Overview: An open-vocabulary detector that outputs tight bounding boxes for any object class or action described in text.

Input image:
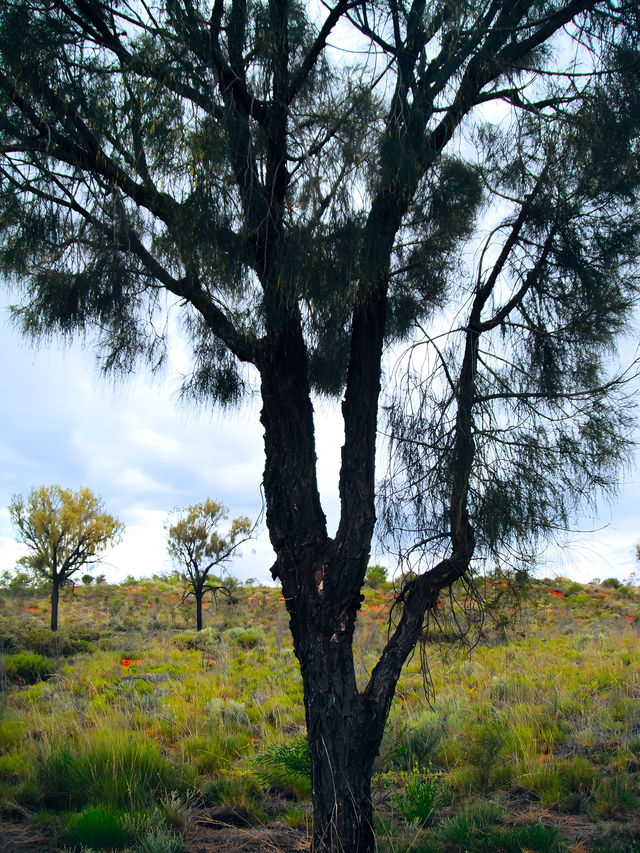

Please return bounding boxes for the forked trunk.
[258,293,388,852]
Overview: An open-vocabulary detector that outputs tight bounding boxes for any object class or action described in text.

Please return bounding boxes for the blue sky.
[1,310,639,586]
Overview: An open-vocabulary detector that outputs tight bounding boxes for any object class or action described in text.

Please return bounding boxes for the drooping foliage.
[381,64,640,569]
[1,2,640,850]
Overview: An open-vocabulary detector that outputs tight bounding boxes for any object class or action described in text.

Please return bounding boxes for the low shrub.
[0,718,24,752]
[171,628,221,651]
[136,826,183,853]
[225,627,264,649]
[384,765,449,826]
[4,652,56,685]
[254,735,311,799]
[36,730,181,810]
[62,805,133,851]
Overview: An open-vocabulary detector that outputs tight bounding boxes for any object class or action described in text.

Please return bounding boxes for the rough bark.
[50,577,60,632]
[195,589,204,632]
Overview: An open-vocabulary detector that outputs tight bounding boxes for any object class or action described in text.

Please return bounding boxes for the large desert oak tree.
[8,485,123,630]
[1,1,640,849]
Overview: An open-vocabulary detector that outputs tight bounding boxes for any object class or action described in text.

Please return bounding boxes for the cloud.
[2,308,639,586]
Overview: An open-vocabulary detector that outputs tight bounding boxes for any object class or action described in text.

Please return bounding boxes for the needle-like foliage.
[1,2,640,850]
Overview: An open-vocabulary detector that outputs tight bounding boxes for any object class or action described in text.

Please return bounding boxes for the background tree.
[166,500,251,630]
[8,485,123,631]
[1,2,640,850]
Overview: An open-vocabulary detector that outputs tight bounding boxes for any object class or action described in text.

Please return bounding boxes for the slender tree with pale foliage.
[8,485,123,630]
[1,2,640,849]
[166,499,251,630]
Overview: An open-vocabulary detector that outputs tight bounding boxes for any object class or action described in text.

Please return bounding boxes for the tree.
[1,2,639,849]
[166,499,251,630]
[8,486,123,630]
[364,565,388,589]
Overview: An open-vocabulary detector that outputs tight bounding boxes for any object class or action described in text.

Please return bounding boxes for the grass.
[0,573,639,851]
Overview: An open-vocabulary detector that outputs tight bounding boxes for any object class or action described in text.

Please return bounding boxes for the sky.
[0,311,347,585]
[1,306,640,587]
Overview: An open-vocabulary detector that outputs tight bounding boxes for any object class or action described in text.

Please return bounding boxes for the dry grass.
[0,574,639,851]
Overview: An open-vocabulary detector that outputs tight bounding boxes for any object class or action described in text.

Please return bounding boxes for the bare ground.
[1,805,638,852]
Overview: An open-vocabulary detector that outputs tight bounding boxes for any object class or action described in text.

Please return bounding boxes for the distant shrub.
[171,627,221,651]
[0,569,48,593]
[0,629,19,653]
[97,633,120,651]
[5,652,56,685]
[68,639,97,655]
[365,565,388,589]
[225,626,263,648]
[17,627,97,657]
[68,626,101,642]
[602,577,621,589]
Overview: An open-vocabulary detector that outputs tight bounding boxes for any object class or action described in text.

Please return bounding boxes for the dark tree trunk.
[258,314,388,852]
[289,583,383,853]
[50,578,60,632]
[195,590,203,631]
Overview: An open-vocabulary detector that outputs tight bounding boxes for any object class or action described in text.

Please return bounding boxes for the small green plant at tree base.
[62,805,133,850]
[384,765,449,826]
[254,735,311,799]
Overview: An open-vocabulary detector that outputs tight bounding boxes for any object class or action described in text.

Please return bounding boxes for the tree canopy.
[8,485,123,630]
[1,1,640,850]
